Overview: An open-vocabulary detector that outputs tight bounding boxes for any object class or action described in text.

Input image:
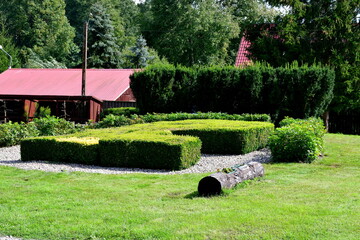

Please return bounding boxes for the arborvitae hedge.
[130,64,335,122]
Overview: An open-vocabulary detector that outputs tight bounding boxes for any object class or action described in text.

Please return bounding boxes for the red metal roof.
[0,68,135,101]
[235,36,252,67]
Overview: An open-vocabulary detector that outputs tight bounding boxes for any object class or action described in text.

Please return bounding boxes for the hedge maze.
[21,120,274,170]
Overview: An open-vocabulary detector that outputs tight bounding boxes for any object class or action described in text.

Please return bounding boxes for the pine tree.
[127,35,154,68]
[87,2,122,68]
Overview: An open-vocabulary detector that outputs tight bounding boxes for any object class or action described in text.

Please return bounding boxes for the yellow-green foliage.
[56,137,100,145]
[21,120,274,170]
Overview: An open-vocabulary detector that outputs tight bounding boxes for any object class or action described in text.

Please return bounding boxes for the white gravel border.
[0,237,23,240]
[0,145,271,175]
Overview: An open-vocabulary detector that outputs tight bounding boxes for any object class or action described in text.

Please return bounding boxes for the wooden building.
[0,68,136,122]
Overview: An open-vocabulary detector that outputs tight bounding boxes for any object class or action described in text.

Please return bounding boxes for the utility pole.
[81,22,88,96]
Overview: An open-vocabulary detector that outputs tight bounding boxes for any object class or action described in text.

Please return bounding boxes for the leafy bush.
[32,116,79,136]
[269,117,325,163]
[96,114,134,128]
[0,122,38,147]
[0,116,84,147]
[35,106,51,118]
[101,107,140,118]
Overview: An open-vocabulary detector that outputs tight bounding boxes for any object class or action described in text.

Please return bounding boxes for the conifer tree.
[88,2,122,68]
[127,35,154,68]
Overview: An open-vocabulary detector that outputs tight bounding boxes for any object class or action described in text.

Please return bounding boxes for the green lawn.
[0,134,359,240]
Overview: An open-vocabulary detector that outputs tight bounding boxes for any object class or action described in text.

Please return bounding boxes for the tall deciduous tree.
[246,0,360,111]
[87,2,122,68]
[143,0,239,66]
[0,20,20,72]
[0,0,76,64]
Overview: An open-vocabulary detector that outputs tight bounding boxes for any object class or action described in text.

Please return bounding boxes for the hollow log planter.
[198,162,264,196]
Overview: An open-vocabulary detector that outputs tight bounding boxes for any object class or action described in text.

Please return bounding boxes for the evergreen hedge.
[130,64,335,122]
[21,137,99,165]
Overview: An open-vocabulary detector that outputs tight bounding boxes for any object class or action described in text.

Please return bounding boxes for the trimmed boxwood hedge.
[21,120,274,170]
[99,134,201,169]
[21,137,99,165]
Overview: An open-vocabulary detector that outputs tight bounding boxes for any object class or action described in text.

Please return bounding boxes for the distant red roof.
[0,68,135,101]
[235,36,252,67]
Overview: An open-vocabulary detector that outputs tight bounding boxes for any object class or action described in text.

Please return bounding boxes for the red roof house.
[0,68,136,122]
[235,36,252,67]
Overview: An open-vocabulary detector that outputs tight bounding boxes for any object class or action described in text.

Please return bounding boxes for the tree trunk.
[198,162,264,196]
[322,111,329,132]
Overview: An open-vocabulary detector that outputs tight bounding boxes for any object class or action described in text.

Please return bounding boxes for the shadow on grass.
[184,191,229,199]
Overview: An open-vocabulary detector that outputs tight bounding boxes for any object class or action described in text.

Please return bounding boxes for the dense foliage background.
[0,0,358,114]
[0,0,278,70]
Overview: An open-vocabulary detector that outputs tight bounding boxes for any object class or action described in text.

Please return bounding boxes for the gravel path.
[0,237,23,240]
[0,145,271,174]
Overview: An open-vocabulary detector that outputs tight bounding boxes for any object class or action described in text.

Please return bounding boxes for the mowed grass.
[0,134,359,240]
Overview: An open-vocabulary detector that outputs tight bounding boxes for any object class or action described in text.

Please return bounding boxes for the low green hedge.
[21,137,99,165]
[95,112,271,128]
[172,125,272,154]
[21,120,274,170]
[99,134,201,170]
[268,117,325,163]
[101,107,140,118]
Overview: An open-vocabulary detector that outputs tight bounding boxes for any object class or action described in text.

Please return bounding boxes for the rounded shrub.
[269,117,325,163]
[32,116,78,136]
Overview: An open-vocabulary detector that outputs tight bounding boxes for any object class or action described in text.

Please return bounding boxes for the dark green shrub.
[130,64,176,113]
[101,107,140,118]
[99,135,201,170]
[172,124,273,154]
[268,117,325,163]
[130,64,335,122]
